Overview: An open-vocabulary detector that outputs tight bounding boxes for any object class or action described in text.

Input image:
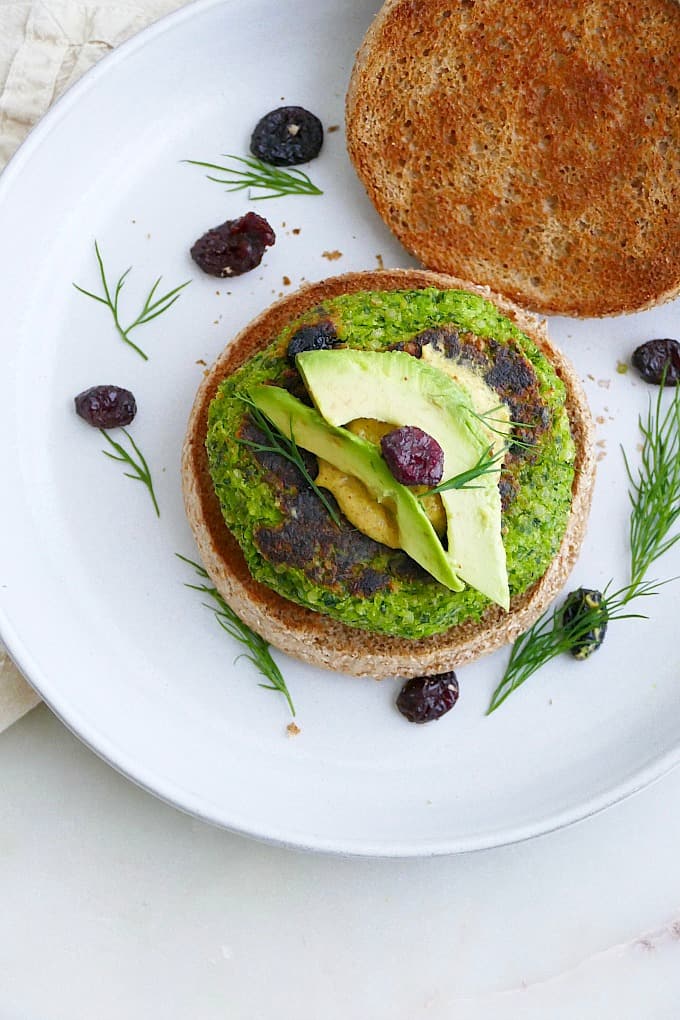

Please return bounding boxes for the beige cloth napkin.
[0,0,187,732]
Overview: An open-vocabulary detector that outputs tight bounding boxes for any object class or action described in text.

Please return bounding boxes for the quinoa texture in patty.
[206,288,575,640]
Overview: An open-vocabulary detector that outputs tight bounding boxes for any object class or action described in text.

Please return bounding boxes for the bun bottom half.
[181,269,596,679]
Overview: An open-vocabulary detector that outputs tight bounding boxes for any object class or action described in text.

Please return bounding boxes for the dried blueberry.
[631,339,680,386]
[74,385,137,429]
[250,106,323,166]
[396,671,459,723]
[561,587,608,660]
[287,320,338,362]
[190,212,275,278]
[380,426,444,486]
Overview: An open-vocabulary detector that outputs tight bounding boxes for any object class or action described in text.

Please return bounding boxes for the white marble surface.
[2,704,680,1018]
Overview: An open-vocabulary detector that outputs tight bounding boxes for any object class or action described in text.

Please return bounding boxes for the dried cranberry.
[74,385,136,429]
[190,212,275,277]
[631,339,680,386]
[250,106,323,166]
[380,426,444,486]
[287,320,338,362]
[396,671,459,723]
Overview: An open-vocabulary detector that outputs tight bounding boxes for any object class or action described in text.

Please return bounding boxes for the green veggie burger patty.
[206,288,576,639]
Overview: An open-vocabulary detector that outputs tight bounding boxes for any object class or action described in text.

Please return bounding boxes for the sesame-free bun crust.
[182,269,595,679]
[345,0,680,318]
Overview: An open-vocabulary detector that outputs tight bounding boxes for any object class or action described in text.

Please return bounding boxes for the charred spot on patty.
[349,568,392,598]
[499,472,519,512]
[505,399,551,457]
[484,340,537,395]
[278,366,314,405]
[390,337,426,357]
[387,551,431,582]
[413,326,488,371]
[413,326,460,360]
[255,490,329,575]
[239,414,318,490]
[286,318,339,362]
[255,488,393,595]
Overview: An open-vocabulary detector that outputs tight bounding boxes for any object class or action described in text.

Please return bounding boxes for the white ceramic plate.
[1,0,678,856]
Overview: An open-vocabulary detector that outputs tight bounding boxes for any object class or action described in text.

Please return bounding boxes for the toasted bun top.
[181,269,595,679]
[346,0,680,318]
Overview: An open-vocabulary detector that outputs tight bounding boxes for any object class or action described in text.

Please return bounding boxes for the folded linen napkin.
[0,0,187,732]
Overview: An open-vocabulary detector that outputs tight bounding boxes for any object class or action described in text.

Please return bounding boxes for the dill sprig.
[623,382,680,588]
[177,554,295,717]
[184,154,322,199]
[486,579,660,714]
[73,241,190,360]
[464,405,538,454]
[487,381,680,714]
[99,428,159,516]
[469,408,512,438]
[237,394,343,527]
[424,444,507,496]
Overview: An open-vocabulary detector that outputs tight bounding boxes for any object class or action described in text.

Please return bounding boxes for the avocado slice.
[296,349,510,611]
[248,383,464,593]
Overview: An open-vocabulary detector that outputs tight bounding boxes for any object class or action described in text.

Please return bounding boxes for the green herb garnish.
[487,382,680,714]
[177,554,295,717]
[469,405,537,451]
[99,428,159,517]
[73,241,190,360]
[623,382,680,587]
[424,444,506,496]
[486,580,659,714]
[237,394,343,527]
[184,154,322,199]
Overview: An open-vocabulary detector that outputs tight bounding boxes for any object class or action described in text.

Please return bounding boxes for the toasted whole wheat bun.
[182,269,595,679]
[345,0,680,318]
